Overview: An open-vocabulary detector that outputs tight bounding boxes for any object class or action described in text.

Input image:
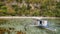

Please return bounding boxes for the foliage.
[0,0,60,17]
[16,0,22,3]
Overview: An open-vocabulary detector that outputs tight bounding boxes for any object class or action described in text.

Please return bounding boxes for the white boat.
[29,20,48,28]
[29,19,56,31]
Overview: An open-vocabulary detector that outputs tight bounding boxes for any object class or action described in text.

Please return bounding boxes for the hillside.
[0,0,60,17]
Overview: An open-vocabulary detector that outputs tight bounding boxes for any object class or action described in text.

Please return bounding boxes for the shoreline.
[0,16,59,19]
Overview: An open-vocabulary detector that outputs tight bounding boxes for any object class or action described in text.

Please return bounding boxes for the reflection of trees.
[0,19,9,25]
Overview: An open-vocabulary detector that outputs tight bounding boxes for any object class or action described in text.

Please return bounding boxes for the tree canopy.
[0,0,60,17]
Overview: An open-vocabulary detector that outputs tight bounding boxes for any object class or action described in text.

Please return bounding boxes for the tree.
[16,0,22,3]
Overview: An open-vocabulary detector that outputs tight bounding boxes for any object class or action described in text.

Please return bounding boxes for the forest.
[0,0,60,17]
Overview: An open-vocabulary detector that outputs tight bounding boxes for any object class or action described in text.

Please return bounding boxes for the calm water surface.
[0,18,60,34]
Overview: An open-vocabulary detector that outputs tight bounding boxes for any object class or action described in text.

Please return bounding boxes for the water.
[0,18,60,34]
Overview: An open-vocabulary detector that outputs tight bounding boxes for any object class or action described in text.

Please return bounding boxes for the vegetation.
[0,0,60,17]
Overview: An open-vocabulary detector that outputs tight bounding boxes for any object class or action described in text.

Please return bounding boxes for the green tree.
[16,0,22,3]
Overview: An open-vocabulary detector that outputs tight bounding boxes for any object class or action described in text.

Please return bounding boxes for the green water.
[0,18,60,34]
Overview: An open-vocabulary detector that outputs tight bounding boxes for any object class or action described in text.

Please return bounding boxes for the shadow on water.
[36,26,46,29]
[35,26,57,34]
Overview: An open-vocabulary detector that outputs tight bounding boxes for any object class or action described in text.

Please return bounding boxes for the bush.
[12,5,19,11]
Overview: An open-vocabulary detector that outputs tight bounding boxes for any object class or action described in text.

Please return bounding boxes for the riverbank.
[0,16,60,19]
